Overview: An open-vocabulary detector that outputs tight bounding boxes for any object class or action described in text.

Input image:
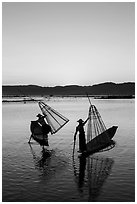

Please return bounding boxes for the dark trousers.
[79,133,87,152]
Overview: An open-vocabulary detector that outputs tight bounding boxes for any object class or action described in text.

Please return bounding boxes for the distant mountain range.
[2,82,135,97]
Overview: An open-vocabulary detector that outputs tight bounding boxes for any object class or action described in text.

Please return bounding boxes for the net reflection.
[73,155,114,201]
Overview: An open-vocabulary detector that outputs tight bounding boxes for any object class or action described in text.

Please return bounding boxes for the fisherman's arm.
[83,117,89,125]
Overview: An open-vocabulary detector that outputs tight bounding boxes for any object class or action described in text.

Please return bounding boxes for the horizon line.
[2,81,135,87]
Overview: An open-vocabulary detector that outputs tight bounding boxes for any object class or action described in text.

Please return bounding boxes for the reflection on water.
[73,155,114,201]
[30,143,114,201]
[2,98,135,201]
[29,144,53,171]
[29,144,68,181]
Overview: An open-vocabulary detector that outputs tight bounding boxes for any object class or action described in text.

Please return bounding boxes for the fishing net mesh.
[39,102,69,134]
[87,105,110,143]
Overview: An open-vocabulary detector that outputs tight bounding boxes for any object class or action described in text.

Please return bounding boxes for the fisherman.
[36,113,51,141]
[74,117,89,153]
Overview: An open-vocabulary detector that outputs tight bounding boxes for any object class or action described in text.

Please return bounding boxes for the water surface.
[2,97,135,201]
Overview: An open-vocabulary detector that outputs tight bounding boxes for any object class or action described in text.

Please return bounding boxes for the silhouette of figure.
[36,113,51,141]
[74,117,89,153]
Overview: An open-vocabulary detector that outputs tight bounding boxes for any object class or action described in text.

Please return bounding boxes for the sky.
[2,2,135,86]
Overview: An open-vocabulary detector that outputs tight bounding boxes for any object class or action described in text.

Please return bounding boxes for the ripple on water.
[2,99,135,202]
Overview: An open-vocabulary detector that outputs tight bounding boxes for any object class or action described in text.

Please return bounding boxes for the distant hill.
[2,82,135,97]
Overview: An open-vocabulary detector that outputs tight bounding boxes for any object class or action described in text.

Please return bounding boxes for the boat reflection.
[73,155,114,201]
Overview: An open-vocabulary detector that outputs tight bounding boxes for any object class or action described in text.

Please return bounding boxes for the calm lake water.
[2,97,135,202]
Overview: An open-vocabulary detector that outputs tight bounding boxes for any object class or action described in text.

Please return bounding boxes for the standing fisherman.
[74,117,89,153]
[36,113,51,143]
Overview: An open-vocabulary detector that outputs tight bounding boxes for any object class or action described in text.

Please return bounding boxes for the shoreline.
[2,95,135,103]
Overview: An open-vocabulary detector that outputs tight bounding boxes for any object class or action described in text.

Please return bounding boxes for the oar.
[28,133,34,143]
[28,134,32,143]
[73,134,76,156]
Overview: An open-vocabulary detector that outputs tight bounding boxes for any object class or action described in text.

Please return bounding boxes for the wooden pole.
[73,134,76,156]
[28,134,32,143]
[86,92,92,106]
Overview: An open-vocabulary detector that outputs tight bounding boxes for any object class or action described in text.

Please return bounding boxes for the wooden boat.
[85,126,118,154]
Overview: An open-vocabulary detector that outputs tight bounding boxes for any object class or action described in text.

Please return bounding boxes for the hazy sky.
[2,2,135,86]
